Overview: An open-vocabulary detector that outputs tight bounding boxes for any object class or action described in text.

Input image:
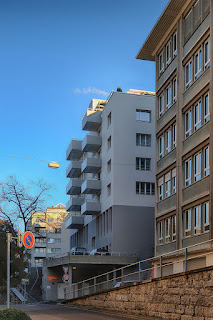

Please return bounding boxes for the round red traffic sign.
[23,231,35,249]
[62,274,69,282]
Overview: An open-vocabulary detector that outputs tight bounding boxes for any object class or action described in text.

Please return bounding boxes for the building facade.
[137,0,212,257]
[66,89,156,260]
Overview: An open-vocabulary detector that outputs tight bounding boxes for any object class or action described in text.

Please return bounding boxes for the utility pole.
[7,233,11,309]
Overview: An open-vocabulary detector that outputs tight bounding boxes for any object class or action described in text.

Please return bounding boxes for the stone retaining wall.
[67,266,213,319]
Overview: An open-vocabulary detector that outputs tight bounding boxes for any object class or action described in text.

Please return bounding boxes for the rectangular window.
[194,205,201,234]
[184,209,191,237]
[47,238,55,244]
[185,60,192,89]
[185,159,192,187]
[136,158,151,171]
[166,85,172,109]
[204,202,209,231]
[159,94,164,117]
[166,129,171,154]
[136,134,151,147]
[107,159,111,173]
[158,221,163,244]
[204,39,210,69]
[107,184,111,197]
[173,78,177,102]
[159,50,164,74]
[107,136,111,150]
[158,178,164,201]
[159,135,164,159]
[194,48,202,80]
[194,101,201,131]
[107,112,111,127]
[165,218,171,243]
[173,123,177,148]
[204,93,210,123]
[204,146,210,176]
[166,40,171,65]
[165,180,171,198]
[173,32,177,57]
[55,238,61,244]
[185,110,192,138]
[136,110,151,122]
[184,9,192,43]
[172,216,176,241]
[136,182,155,195]
[172,176,176,194]
[194,152,201,181]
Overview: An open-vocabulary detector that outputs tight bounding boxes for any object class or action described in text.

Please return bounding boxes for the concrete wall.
[67,266,213,320]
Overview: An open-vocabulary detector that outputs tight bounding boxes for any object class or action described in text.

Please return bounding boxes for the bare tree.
[0,175,52,231]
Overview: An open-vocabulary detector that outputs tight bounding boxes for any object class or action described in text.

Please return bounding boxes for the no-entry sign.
[23,231,35,249]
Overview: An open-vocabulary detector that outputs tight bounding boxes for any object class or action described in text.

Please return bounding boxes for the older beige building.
[137,0,212,258]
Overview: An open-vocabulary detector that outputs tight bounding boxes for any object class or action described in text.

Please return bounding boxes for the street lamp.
[0,154,60,168]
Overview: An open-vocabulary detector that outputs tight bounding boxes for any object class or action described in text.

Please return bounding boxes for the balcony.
[35,242,46,248]
[66,179,83,195]
[81,179,101,194]
[66,161,82,178]
[34,252,46,258]
[66,197,84,212]
[66,140,82,161]
[65,214,84,229]
[82,109,102,132]
[82,134,102,153]
[81,157,101,174]
[81,200,101,215]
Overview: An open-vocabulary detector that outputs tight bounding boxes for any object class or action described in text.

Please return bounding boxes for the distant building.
[66,89,156,260]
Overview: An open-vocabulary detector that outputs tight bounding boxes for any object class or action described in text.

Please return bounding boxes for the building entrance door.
[57,282,66,300]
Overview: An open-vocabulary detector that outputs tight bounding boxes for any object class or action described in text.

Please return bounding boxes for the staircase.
[11,287,27,303]
[27,267,43,302]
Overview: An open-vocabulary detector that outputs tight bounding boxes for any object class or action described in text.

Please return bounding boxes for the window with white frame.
[173,123,177,148]
[173,32,177,57]
[185,109,192,138]
[166,129,171,154]
[158,221,163,244]
[194,205,201,234]
[136,158,151,171]
[204,39,210,69]
[136,110,151,122]
[204,202,209,231]
[204,93,210,122]
[165,218,171,243]
[173,78,177,102]
[136,182,155,195]
[136,134,151,147]
[185,60,192,89]
[172,168,176,194]
[204,146,210,176]
[194,48,202,80]
[184,209,191,237]
[185,158,192,186]
[172,216,176,241]
[159,50,164,74]
[159,94,164,117]
[165,173,171,198]
[194,152,201,181]
[166,85,172,109]
[158,177,164,201]
[166,40,171,65]
[159,135,164,159]
[194,101,201,130]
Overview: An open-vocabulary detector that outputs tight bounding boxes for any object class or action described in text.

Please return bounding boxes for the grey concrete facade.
[137,0,212,256]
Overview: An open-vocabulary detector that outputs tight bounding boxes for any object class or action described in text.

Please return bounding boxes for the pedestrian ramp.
[11,287,27,302]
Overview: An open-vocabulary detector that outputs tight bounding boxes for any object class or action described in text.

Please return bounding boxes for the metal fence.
[64,239,213,300]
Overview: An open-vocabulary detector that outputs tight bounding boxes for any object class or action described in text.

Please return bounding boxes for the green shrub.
[0,308,31,320]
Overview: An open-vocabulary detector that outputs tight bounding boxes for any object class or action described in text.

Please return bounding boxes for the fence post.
[82,281,85,296]
[106,273,109,290]
[138,262,141,282]
[94,277,96,293]
[160,256,163,277]
[121,268,123,283]
[185,248,188,272]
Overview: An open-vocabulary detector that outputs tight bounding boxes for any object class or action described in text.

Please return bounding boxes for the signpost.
[23,231,35,249]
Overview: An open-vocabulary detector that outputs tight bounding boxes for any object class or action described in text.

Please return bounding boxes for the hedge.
[0,308,32,320]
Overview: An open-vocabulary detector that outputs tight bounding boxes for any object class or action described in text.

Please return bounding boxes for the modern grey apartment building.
[137,0,212,259]
[66,89,155,260]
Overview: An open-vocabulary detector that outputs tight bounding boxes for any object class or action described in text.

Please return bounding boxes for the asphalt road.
[5,303,144,320]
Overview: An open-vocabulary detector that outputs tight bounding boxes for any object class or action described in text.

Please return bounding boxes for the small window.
[194,48,202,80]
[173,32,177,57]
[166,40,171,65]
[136,158,151,171]
[204,39,210,69]
[107,136,111,150]
[107,159,111,173]
[172,216,176,241]
[204,146,210,176]
[158,221,163,245]
[107,112,111,127]
[165,180,171,198]
[166,85,172,109]
[159,94,164,117]
[194,101,201,131]
[185,158,192,187]
[173,78,177,103]
[136,134,151,147]
[194,205,201,234]
[185,60,192,89]
[165,218,171,243]
[166,129,171,154]
[185,110,192,138]
[173,123,177,148]
[204,93,210,123]
[159,50,164,74]
[158,183,164,201]
[204,202,209,232]
[159,135,164,159]
[194,152,201,182]
[107,184,111,197]
[136,182,154,195]
[136,110,151,122]
[184,210,191,237]
[172,176,176,194]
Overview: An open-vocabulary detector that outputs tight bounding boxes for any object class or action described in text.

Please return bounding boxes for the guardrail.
[64,239,213,300]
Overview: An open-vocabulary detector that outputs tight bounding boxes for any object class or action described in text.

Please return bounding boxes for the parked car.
[90,248,110,256]
[71,247,89,255]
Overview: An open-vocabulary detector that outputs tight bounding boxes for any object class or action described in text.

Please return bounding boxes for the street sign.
[23,231,35,249]
[62,266,68,274]
[62,274,69,282]
[47,276,58,281]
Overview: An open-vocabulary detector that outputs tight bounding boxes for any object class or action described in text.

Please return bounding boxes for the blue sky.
[0,0,169,207]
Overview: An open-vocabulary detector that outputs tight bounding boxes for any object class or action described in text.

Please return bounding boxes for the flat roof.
[136,0,187,61]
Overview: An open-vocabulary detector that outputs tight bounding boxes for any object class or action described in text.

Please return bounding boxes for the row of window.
[158,30,177,76]
[159,123,176,160]
[185,145,209,187]
[185,38,210,90]
[185,92,210,138]
[35,247,61,253]
[159,77,177,117]
[158,168,176,202]
[136,182,155,195]
[97,208,112,238]
[157,201,209,245]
